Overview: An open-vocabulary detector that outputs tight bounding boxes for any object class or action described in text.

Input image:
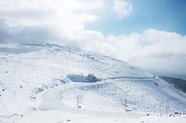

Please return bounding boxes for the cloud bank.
[0,0,185,76]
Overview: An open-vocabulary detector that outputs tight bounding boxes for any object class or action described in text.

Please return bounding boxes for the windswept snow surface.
[0,43,186,123]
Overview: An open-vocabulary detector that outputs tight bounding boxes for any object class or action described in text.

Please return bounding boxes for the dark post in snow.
[125,92,127,112]
[77,96,79,111]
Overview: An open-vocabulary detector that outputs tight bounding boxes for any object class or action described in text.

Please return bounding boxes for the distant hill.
[160,76,186,93]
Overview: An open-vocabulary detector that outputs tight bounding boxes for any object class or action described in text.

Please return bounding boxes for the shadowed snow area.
[67,74,101,82]
[0,43,186,123]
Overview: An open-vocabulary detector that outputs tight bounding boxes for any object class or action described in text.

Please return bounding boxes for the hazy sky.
[0,0,186,78]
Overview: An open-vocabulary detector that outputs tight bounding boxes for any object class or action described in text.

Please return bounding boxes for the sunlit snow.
[0,43,186,123]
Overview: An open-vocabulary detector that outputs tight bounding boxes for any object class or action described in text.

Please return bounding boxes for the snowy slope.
[0,43,186,123]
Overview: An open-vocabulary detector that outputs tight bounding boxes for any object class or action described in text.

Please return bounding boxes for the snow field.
[0,43,186,123]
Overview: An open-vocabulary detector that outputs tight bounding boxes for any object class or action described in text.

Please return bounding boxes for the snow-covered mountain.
[0,43,186,123]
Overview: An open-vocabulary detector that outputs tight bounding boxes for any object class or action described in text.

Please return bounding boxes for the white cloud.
[104,29,186,75]
[77,30,107,54]
[0,0,103,43]
[106,33,141,60]
[140,29,186,59]
[113,0,132,18]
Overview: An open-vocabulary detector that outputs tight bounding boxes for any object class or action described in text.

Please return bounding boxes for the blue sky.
[0,0,186,79]
[86,0,186,36]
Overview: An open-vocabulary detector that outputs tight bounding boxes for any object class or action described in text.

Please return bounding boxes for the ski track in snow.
[21,78,186,123]
[39,81,144,118]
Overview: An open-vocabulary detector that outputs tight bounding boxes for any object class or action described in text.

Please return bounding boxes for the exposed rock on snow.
[67,74,100,82]
[85,74,101,82]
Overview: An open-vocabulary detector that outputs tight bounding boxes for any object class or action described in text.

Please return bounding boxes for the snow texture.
[0,43,186,123]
